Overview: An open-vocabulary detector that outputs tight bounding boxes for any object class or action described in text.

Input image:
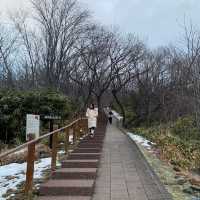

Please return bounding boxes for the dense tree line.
[119,28,200,128]
[0,0,200,131]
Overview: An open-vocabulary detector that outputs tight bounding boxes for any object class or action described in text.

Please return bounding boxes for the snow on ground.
[0,157,51,200]
[69,135,73,143]
[104,108,123,121]
[110,110,153,150]
[127,132,154,150]
[111,110,123,121]
[58,150,65,155]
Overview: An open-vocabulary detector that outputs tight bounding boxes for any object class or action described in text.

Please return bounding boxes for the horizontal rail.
[0,113,89,196]
[0,117,87,160]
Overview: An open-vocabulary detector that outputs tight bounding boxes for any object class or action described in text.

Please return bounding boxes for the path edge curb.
[118,125,174,200]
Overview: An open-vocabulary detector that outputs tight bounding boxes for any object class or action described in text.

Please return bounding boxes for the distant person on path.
[108,110,113,124]
[86,103,98,138]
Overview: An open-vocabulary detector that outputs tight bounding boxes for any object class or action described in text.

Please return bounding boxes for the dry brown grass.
[0,144,51,166]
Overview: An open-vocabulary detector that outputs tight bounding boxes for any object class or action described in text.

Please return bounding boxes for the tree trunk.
[112,90,126,127]
[96,95,103,113]
[83,90,93,110]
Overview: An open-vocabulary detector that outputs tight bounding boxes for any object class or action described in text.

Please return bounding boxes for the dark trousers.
[108,117,112,124]
[89,127,95,134]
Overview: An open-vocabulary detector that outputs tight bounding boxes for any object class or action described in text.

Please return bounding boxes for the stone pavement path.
[92,123,173,200]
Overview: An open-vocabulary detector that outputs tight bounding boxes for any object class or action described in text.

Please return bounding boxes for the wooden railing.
[0,116,88,196]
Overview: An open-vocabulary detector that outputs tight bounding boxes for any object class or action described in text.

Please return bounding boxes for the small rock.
[183,187,193,194]
[176,171,189,177]
[170,160,177,165]
[6,175,17,180]
[174,175,182,179]
[6,188,15,195]
[191,185,200,192]
[173,166,181,172]
[177,177,187,185]
[3,183,9,187]
[192,197,200,200]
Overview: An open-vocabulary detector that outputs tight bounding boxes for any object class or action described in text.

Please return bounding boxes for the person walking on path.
[108,110,113,124]
[86,103,98,138]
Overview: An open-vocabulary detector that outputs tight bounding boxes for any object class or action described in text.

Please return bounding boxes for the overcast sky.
[0,0,200,48]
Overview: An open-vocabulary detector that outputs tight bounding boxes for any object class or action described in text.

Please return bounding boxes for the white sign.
[26,114,40,140]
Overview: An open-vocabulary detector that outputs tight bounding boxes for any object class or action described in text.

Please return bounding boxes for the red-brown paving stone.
[68,153,101,160]
[82,137,104,141]
[73,148,101,153]
[79,139,103,141]
[80,140,104,144]
[38,196,91,200]
[40,179,94,196]
[80,138,104,141]
[52,168,97,179]
[79,142,103,145]
[78,144,103,148]
[37,121,107,199]
[61,159,99,168]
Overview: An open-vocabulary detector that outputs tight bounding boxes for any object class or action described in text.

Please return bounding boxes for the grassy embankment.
[132,116,200,171]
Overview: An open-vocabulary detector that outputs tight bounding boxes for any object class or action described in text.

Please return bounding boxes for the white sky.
[0,0,27,13]
[0,0,200,48]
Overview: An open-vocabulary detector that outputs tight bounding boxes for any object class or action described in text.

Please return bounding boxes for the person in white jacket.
[86,103,98,137]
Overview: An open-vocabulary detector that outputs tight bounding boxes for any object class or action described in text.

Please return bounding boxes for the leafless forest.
[0,0,200,127]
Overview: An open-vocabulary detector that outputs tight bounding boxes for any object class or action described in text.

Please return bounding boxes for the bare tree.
[11,11,42,89]
[69,26,146,110]
[111,35,145,125]
[0,22,18,88]
[30,0,89,89]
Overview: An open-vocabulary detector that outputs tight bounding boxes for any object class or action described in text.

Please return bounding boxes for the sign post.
[26,114,40,141]
[44,115,61,149]
[25,114,40,195]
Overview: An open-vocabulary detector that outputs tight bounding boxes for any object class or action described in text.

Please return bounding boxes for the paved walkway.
[92,123,172,200]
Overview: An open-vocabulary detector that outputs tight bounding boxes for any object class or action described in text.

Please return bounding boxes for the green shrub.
[0,90,74,144]
[171,116,200,141]
[134,119,200,170]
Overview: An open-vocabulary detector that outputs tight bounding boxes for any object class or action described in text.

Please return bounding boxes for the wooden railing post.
[77,120,81,140]
[81,119,84,136]
[79,119,83,138]
[74,122,78,143]
[51,133,58,171]
[0,117,88,199]
[64,128,69,154]
[72,124,76,144]
[85,118,88,136]
[25,142,36,196]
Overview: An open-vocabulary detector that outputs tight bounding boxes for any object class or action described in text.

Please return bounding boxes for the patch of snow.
[111,110,123,120]
[0,157,51,199]
[104,108,123,120]
[69,135,73,143]
[35,183,40,188]
[5,194,15,200]
[127,132,154,150]
[58,150,65,155]
[34,158,51,179]
[56,160,61,167]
